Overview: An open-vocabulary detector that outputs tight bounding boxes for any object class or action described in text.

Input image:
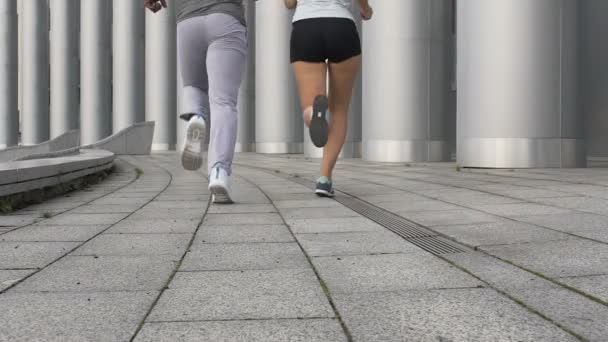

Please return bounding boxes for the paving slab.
[181,243,309,271]
[0,291,157,342]
[399,209,501,227]
[129,208,204,220]
[297,231,421,257]
[262,192,320,201]
[143,200,208,210]
[93,197,152,205]
[437,193,524,206]
[338,184,404,195]
[148,269,333,321]
[512,286,608,341]
[40,213,129,226]
[558,275,608,303]
[287,217,385,234]
[481,239,608,278]
[0,225,109,242]
[155,194,209,201]
[469,203,573,217]
[71,204,142,214]
[432,221,572,247]
[377,200,462,213]
[135,319,347,342]
[203,213,284,225]
[195,225,294,243]
[492,188,573,199]
[73,234,190,257]
[0,270,35,291]
[446,251,608,340]
[514,212,608,234]
[279,207,359,220]
[273,199,341,209]
[14,255,178,292]
[0,242,79,269]
[333,289,577,342]
[0,215,40,227]
[313,253,482,293]
[208,204,276,214]
[106,218,200,234]
[532,196,608,213]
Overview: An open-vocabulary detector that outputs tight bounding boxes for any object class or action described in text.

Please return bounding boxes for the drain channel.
[251,167,468,256]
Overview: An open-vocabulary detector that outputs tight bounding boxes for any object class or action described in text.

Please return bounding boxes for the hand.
[360,4,373,20]
[144,0,167,13]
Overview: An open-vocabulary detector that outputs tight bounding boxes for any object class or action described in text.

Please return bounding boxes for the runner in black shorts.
[285,0,373,197]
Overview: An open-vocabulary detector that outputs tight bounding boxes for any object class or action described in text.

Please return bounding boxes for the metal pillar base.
[235,143,256,153]
[458,138,586,168]
[151,143,176,151]
[256,142,303,154]
[304,141,362,159]
[363,139,449,163]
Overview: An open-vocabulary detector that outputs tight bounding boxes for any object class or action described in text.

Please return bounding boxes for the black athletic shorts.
[290,18,361,64]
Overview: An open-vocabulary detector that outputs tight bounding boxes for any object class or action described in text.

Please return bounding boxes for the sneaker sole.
[210,184,234,204]
[181,122,205,171]
[315,189,334,198]
[310,95,329,148]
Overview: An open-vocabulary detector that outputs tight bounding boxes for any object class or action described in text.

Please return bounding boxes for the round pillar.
[362,0,450,162]
[81,0,112,144]
[21,0,50,145]
[113,0,145,132]
[50,0,79,138]
[457,0,584,168]
[146,1,177,151]
[0,0,18,148]
[255,0,302,154]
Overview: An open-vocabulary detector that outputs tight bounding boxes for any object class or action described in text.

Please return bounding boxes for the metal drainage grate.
[335,195,435,239]
[282,174,467,256]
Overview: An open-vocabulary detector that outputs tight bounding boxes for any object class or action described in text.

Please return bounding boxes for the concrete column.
[582,0,608,160]
[255,0,302,154]
[80,0,112,144]
[236,0,256,153]
[0,0,18,148]
[457,0,584,168]
[113,0,145,132]
[146,2,176,151]
[362,0,450,162]
[21,0,50,145]
[429,0,453,162]
[50,0,79,138]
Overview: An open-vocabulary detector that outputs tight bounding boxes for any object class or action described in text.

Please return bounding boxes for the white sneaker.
[208,166,233,204]
[181,115,206,171]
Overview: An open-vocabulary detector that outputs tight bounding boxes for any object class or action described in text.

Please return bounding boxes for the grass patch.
[135,168,144,178]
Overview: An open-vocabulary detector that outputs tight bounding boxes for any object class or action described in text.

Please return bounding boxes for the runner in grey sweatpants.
[177,14,246,174]
[145,0,247,204]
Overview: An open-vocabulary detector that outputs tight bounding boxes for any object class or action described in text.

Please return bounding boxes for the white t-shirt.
[292,0,355,23]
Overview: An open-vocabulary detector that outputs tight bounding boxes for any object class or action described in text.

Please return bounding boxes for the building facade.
[0,0,606,168]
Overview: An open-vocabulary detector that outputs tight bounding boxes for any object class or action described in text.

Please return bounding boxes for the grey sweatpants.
[177,13,247,175]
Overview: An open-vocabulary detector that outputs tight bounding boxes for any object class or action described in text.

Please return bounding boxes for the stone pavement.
[1,152,607,341]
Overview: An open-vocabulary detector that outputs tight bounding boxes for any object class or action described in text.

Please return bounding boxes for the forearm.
[284,0,297,9]
[357,0,370,9]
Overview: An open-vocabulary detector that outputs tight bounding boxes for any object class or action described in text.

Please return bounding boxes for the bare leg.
[321,55,361,178]
[291,61,327,127]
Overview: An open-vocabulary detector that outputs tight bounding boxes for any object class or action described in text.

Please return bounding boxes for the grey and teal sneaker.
[315,177,334,197]
[309,95,329,148]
